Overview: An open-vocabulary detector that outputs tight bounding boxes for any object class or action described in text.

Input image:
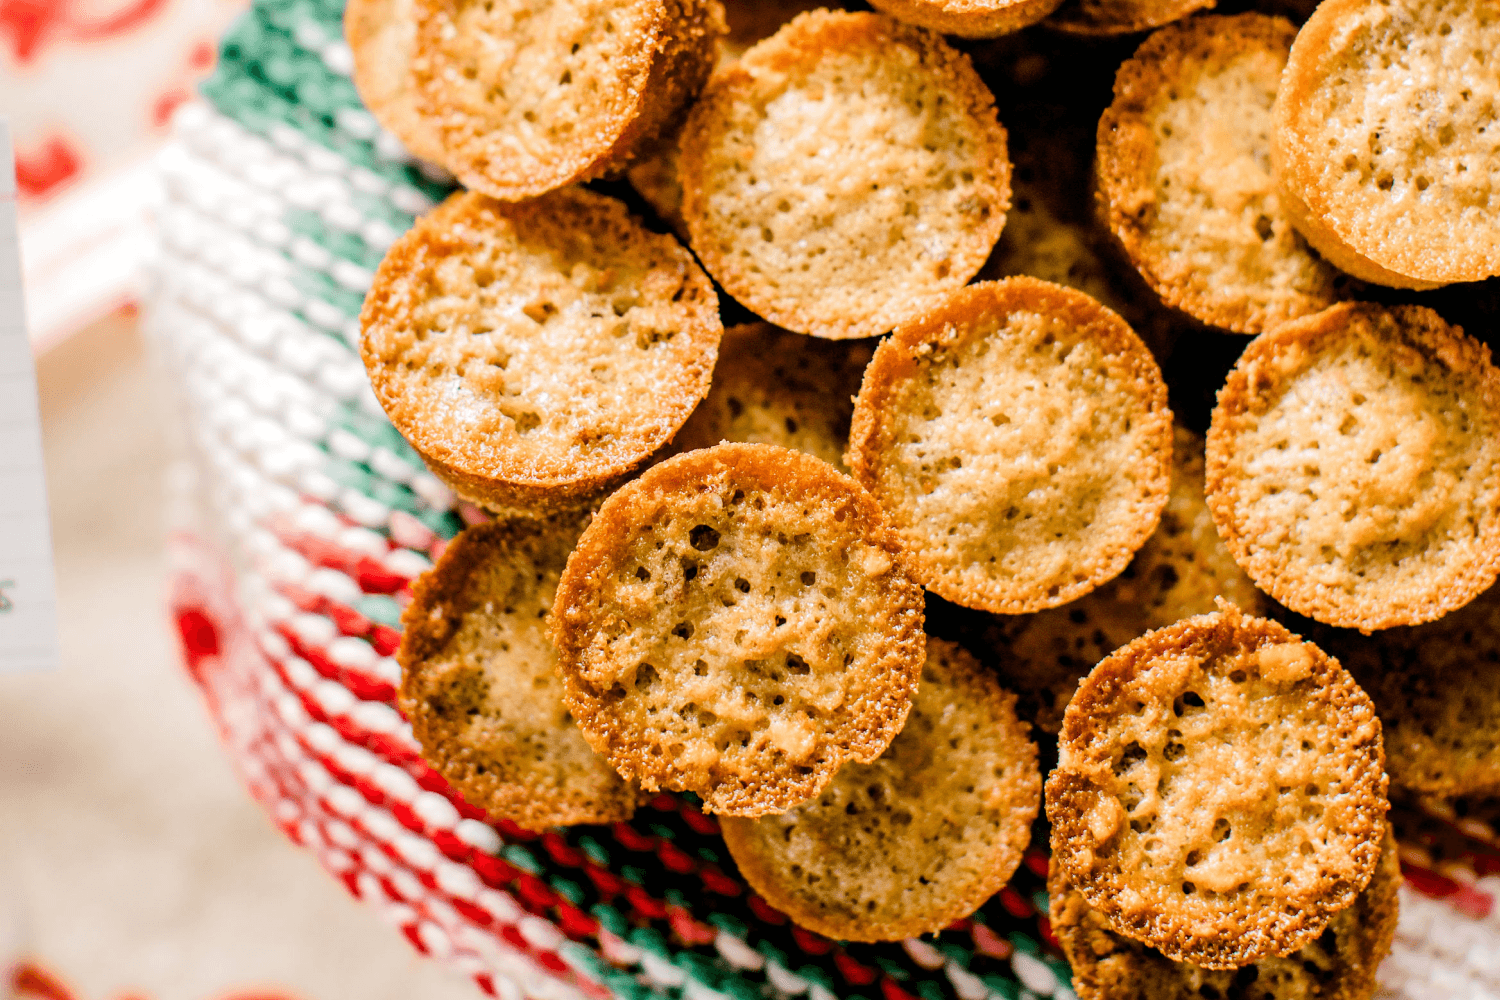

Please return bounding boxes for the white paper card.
[0,119,60,674]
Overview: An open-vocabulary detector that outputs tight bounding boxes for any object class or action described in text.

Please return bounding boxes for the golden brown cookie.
[846,277,1173,615]
[670,323,874,472]
[1205,302,1500,632]
[1046,604,1389,969]
[346,0,447,163]
[399,517,644,829]
[1096,13,1348,334]
[1045,0,1213,36]
[1312,583,1500,800]
[867,0,1066,38]
[1273,0,1500,289]
[359,187,722,516]
[412,0,723,201]
[549,443,926,816]
[992,426,1267,733]
[720,638,1039,941]
[679,10,1011,340]
[1049,830,1400,1000]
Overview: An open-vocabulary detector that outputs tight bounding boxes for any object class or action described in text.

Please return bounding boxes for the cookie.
[1049,830,1399,1000]
[1272,0,1500,288]
[549,443,926,816]
[1096,14,1349,335]
[399,517,644,829]
[413,0,723,201]
[846,277,1173,615]
[720,638,1040,941]
[992,426,1267,733]
[345,0,447,163]
[1205,302,1500,632]
[866,0,1066,38]
[678,10,1011,340]
[1045,0,1213,36]
[670,323,874,472]
[1312,583,1500,800]
[359,187,722,516]
[1046,604,1389,969]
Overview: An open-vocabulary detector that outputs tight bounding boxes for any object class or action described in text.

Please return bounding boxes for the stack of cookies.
[338,0,1497,987]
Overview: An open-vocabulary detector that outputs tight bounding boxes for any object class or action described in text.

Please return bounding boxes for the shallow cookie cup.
[679,10,1010,339]
[1046,604,1388,969]
[1205,302,1500,631]
[346,0,447,163]
[549,443,925,816]
[399,517,645,829]
[846,277,1172,614]
[1045,0,1213,36]
[359,187,722,517]
[867,0,1065,38]
[721,639,1039,941]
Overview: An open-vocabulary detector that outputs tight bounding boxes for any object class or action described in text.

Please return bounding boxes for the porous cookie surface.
[1046,606,1388,969]
[550,443,925,816]
[867,0,1066,38]
[1045,0,1213,36]
[992,427,1267,733]
[846,278,1172,615]
[1273,0,1500,287]
[720,639,1040,941]
[399,518,644,829]
[1096,14,1347,335]
[671,323,874,472]
[346,0,446,163]
[1049,832,1400,1000]
[1205,302,1500,631]
[1313,584,1500,800]
[359,188,721,515]
[679,10,1010,340]
[413,0,720,201]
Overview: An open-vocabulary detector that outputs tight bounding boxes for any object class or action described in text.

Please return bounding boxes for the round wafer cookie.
[846,277,1173,615]
[867,0,1066,38]
[549,443,926,816]
[1045,0,1213,36]
[1095,13,1348,335]
[1046,604,1389,969]
[678,9,1011,340]
[359,187,722,517]
[1049,831,1400,1000]
[412,0,723,201]
[399,517,645,829]
[345,0,447,163]
[720,638,1039,941]
[1272,0,1500,288]
[1205,302,1500,632]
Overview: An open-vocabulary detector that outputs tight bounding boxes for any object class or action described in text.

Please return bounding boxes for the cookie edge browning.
[1204,301,1500,631]
[1045,0,1216,37]
[867,0,1068,38]
[720,638,1041,942]
[846,277,1174,614]
[359,188,722,515]
[398,518,646,829]
[1096,12,1342,335]
[1048,828,1401,1000]
[1046,605,1389,969]
[345,0,448,164]
[677,9,1012,340]
[549,442,927,816]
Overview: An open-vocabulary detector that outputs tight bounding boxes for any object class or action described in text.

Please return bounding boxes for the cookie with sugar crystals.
[346,0,446,163]
[1096,13,1349,335]
[846,277,1173,615]
[359,187,722,517]
[1046,604,1388,969]
[399,517,645,829]
[679,10,1010,340]
[867,0,1066,38]
[1049,831,1399,1000]
[1206,302,1500,632]
[550,443,925,816]
[992,426,1267,734]
[1045,0,1213,36]
[1273,0,1500,288]
[720,638,1040,941]
[413,0,723,201]
[670,323,874,472]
